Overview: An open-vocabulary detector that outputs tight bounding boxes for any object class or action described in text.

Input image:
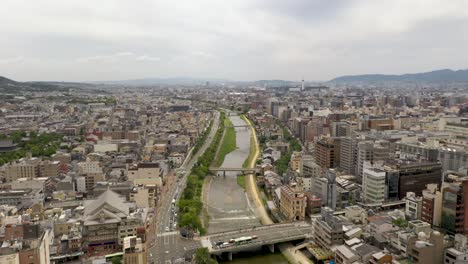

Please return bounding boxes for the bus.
[105,252,123,262]
[234,236,252,245]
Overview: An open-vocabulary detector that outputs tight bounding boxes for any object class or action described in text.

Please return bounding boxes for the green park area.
[274,128,302,175]
[213,117,237,167]
[0,131,63,165]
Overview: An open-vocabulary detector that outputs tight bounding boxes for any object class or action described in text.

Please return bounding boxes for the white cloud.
[76,52,134,63]
[136,55,161,62]
[0,0,468,81]
[0,56,25,65]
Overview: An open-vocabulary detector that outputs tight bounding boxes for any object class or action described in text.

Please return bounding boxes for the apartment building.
[280,184,307,221]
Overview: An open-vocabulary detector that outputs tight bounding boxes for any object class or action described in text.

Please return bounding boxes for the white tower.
[301,78,305,91]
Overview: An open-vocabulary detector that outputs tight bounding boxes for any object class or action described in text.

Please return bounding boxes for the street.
[149,111,220,264]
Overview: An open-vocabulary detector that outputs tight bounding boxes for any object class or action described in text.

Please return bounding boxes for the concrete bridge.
[200,222,312,260]
[224,125,252,129]
[226,112,241,116]
[209,167,260,177]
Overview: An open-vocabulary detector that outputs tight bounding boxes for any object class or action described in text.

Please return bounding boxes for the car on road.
[215,241,224,246]
[221,242,230,248]
[165,227,170,232]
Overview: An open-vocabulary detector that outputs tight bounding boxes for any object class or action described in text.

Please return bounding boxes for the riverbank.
[178,112,226,235]
[241,114,257,168]
[242,115,273,225]
[204,114,259,234]
[214,117,237,166]
[242,115,313,264]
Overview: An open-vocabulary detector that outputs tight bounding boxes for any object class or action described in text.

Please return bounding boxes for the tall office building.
[440,177,468,235]
[356,140,390,182]
[339,136,359,175]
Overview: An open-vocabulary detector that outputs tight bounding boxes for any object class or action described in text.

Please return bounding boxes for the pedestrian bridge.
[200,222,312,259]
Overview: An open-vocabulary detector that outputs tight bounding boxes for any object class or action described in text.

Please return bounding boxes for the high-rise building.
[362,162,386,204]
[421,184,443,227]
[440,177,468,235]
[339,136,359,175]
[331,121,357,137]
[356,140,390,182]
[315,137,340,169]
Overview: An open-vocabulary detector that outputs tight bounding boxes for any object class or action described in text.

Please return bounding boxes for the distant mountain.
[94,77,227,86]
[0,76,19,85]
[0,76,88,93]
[330,69,468,83]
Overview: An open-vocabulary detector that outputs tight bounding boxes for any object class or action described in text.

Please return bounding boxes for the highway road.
[149,110,220,264]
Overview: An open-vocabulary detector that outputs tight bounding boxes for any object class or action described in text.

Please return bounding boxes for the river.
[206,114,287,263]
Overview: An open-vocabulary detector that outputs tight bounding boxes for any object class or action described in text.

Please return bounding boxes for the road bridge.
[209,167,260,177]
[226,112,241,116]
[224,125,252,128]
[200,222,312,260]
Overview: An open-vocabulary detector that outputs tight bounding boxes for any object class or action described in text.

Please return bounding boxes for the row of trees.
[0,131,63,166]
[192,120,214,155]
[178,112,227,234]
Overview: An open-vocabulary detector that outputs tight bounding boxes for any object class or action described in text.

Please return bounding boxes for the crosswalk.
[157,231,179,237]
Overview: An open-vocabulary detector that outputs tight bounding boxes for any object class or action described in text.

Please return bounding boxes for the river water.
[206,114,287,263]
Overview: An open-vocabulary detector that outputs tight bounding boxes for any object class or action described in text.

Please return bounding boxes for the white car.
[165,227,170,232]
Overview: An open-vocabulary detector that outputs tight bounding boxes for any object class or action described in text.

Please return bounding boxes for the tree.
[111,256,122,264]
[392,218,408,228]
[194,248,217,264]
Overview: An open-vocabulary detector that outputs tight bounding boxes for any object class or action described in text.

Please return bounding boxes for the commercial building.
[315,137,340,169]
[356,140,390,182]
[362,163,386,204]
[279,184,307,221]
[405,192,422,220]
[421,184,442,227]
[339,136,358,175]
[407,231,450,264]
[312,207,346,249]
[123,236,147,264]
[440,177,468,235]
[444,234,468,264]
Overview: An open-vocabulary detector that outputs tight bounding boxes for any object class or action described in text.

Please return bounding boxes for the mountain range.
[330,69,468,83]
[93,77,227,86]
[0,76,88,93]
[2,68,468,89]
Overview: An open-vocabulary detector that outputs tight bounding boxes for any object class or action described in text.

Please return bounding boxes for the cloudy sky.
[1,0,468,82]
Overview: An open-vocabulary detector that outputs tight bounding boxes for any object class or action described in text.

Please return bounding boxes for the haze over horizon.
[1,0,468,82]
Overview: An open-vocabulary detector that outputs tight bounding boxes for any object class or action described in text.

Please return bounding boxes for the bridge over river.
[200,222,312,260]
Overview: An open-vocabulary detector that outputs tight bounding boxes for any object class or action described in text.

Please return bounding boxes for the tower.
[301,78,305,91]
[326,169,337,210]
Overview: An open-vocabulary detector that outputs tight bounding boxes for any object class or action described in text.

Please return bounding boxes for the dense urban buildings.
[2,66,468,264]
